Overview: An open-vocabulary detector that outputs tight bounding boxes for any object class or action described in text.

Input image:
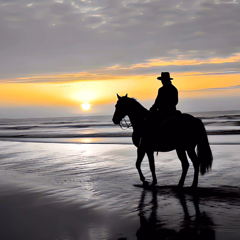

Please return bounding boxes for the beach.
[0,140,240,240]
[2,0,240,238]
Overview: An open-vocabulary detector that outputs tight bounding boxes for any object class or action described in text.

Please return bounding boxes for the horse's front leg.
[146,151,157,186]
[136,148,146,183]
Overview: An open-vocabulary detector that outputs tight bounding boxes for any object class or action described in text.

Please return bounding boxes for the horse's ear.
[117,93,121,100]
[125,93,128,98]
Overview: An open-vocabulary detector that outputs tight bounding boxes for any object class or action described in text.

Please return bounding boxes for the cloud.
[101,53,240,73]
[1,54,240,83]
[183,84,240,92]
[0,0,240,80]
[0,71,124,83]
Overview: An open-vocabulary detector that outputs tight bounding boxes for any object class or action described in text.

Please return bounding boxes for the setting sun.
[81,103,91,111]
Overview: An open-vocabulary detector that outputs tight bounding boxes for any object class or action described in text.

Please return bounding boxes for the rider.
[150,72,178,122]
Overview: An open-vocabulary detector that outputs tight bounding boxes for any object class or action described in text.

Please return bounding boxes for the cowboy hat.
[157,72,173,80]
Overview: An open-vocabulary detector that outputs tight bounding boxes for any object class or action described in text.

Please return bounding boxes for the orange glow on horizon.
[0,72,240,111]
[0,73,240,109]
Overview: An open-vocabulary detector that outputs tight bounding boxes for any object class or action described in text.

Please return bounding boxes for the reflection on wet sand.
[136,188,215,240]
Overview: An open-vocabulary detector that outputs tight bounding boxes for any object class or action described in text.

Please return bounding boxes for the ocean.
[1,110,240,145]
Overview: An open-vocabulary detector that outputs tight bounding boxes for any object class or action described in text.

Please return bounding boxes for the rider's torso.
[153,83,178,113]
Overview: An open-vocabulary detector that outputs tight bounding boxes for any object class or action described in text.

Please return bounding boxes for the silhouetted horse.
[112,94,213,187]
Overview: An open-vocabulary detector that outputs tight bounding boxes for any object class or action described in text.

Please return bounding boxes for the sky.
[0,0,240,118]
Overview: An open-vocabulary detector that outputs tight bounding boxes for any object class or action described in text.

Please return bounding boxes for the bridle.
[114,97,133,130]
[119,116,132,130]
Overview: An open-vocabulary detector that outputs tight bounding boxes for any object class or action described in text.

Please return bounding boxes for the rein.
[119,116,132,130]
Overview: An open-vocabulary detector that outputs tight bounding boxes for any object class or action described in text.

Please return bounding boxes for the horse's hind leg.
[146,151,157,186]
[176,149,189,187]
[187,148,199,188]
[136,148,146,183]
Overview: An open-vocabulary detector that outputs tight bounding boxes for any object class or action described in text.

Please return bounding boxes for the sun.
[81,103,91,111]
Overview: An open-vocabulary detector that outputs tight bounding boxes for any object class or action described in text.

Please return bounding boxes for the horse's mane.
[125,97,148,112]
[128,97,138,103]
[125,97,139,105]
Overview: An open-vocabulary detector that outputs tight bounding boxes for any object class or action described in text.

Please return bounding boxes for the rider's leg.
[146,151,157,185]
[136,148,146,183]
[176,149,189,187]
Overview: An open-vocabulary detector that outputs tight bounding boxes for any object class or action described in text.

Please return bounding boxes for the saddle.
[141,110,181,138]
[140,110,182,150]
[145,110,181,129]
[158,110,182,126]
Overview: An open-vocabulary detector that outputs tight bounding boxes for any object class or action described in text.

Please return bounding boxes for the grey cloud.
[204,85,240,90]
[0,0,240,81]
[182,84,240,92]
[101,61,240,77]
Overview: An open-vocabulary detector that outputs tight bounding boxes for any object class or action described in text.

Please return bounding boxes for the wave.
[0,121,240,132]
[0,132,131,138]
[0,130,240,139]
[207,130,240,135]
[0,113,240,146]
[0,123,114,131]
[199,114,240,120]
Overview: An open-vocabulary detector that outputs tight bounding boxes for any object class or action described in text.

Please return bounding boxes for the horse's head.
[112,93,130,125]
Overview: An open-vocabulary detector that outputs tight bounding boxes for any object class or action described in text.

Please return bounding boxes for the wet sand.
[0,185,138,240]
[0,141,239,239]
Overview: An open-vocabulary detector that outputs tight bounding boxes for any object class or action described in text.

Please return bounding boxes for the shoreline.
[1,135,240,145]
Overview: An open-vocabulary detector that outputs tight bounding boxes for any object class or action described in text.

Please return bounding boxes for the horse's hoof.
[143,181,149,187]
[149,184,157,189]
[177,184,183,189]
[151,181,157,186]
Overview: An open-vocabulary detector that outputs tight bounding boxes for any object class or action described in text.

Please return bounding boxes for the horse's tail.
[197,119,213,175]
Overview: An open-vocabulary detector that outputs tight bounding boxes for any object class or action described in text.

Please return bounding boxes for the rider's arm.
[171,87,178,106]
[150,88,161,111]
[168,88,178,107]
[150,105,157,112]
[163,86,178,108]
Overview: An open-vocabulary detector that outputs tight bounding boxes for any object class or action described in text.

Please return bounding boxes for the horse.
[112,94,213,188]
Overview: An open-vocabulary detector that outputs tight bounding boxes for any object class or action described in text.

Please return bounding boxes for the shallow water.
[0,141,240,239]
